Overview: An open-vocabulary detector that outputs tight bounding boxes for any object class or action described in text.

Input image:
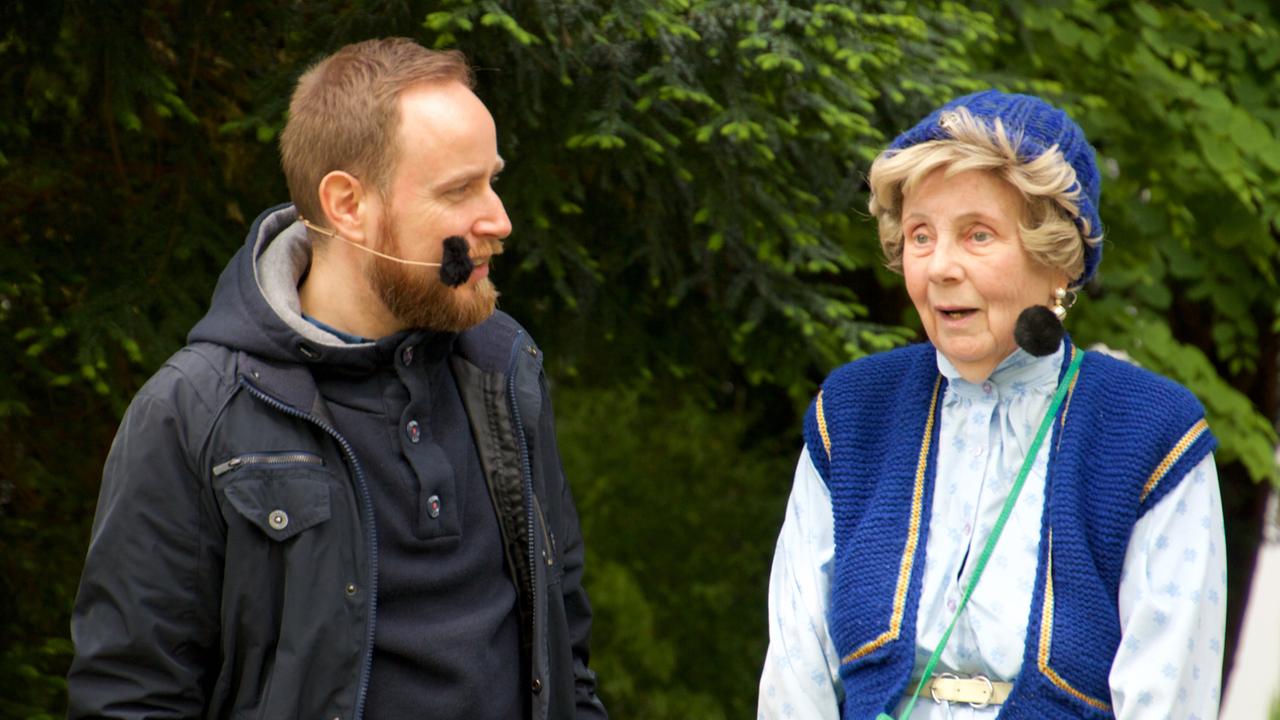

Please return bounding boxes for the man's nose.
[476,187,512,240]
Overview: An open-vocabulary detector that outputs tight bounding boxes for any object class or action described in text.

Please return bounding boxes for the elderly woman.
[758,91,1226,719]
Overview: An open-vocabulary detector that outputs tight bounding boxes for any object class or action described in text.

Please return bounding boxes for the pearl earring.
[1052,288,1077,321]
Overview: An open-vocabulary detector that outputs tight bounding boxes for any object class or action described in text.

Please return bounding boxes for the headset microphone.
[299,218,475,288]
[1013,305,1065,357]
[436,237,474,287]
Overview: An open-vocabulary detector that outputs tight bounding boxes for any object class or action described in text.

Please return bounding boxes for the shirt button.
[346,583,358,596]
[947,597,958,612]
[531,677,542,693]
[971,445,985,458]
[406,420,421,443]
[402,346,414,366]
[982,381,993,394]
[963,522,972,535]
[268,510,289,530]
[427,494,441,519]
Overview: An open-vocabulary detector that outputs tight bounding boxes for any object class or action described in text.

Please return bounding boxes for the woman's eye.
[911,232,931,246]
[972,230,993,243]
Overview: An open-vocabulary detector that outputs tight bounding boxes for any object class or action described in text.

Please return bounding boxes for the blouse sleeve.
[1109,453,1226,719]
[758,447,843,719]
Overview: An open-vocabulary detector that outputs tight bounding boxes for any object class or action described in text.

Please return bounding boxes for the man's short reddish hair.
[280,38,473,223]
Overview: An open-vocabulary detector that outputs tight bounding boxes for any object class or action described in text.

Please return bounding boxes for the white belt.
[919,674,1013,708]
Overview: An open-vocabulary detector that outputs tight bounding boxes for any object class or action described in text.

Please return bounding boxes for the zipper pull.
[212,457,243,477]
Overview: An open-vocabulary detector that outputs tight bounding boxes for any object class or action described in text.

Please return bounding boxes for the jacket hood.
[188,203,426,371]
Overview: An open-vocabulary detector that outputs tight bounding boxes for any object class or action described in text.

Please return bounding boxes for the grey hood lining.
[252,216,373,348]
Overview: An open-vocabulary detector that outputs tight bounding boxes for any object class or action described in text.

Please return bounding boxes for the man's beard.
[367,215,501,333]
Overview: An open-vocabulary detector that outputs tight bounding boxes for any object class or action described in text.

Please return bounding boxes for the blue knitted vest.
[803,342,1216,719]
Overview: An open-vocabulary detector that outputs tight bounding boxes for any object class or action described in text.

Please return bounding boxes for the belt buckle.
[929,672,958,705]
[967,675,995,709]
[928,672,996,709]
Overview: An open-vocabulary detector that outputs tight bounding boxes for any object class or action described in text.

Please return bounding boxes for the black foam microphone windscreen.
[1014,305,1065,357]
[439,236,474,287]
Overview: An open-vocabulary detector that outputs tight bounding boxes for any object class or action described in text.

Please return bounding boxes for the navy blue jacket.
[67,205,606,720]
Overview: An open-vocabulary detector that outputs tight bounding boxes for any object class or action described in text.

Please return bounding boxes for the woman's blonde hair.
[868,106,1102,286]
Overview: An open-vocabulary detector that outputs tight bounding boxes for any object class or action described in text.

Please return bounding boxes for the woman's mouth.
[938,307,977,320]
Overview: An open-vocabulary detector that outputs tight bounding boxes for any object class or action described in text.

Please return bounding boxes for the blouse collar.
[936,341,1065,402]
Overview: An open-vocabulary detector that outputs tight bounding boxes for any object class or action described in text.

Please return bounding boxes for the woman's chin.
[936,339,1009,378]
[936,337,990,362]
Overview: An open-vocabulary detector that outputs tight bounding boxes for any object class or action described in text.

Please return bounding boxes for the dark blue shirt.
[308,326,523,719]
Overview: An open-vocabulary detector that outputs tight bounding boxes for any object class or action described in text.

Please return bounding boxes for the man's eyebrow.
[436,158,505,189]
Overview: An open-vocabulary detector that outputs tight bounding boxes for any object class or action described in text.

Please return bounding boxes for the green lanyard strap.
[878,347,1084,720]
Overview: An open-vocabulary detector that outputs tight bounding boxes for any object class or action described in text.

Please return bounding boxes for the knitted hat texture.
[888,90,1103,285]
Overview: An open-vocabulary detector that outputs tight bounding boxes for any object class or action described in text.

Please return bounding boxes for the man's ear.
[317,170,376,244]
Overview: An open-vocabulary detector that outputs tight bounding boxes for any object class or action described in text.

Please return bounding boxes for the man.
[67,38,606,720]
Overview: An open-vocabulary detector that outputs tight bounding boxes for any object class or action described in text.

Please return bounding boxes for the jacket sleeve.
[538,374,608,719]
[67,385,223,719]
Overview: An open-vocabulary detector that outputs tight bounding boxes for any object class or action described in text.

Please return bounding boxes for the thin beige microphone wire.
[298,217,444,267]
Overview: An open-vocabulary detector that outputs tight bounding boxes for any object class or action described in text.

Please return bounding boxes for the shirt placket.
[945,383,999,668]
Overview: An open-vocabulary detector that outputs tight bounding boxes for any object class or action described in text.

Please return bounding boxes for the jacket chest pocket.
[214,453,332,542]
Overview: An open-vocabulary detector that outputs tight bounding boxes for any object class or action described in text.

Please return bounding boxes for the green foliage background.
[3,1,1279,717]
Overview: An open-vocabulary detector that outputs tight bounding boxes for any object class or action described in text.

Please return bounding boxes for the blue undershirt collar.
[302,314,370,344]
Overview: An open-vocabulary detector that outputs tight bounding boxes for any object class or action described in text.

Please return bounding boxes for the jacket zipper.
[505,338,538,676]
[212,452,324,477]
[239,379,378,720]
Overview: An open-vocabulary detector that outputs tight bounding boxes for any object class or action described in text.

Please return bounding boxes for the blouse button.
[406,420,421,443]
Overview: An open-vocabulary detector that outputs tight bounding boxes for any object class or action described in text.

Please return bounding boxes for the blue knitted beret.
[888,90,1103,285]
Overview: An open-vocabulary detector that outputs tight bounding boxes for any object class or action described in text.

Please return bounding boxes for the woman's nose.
[927,235,964,283]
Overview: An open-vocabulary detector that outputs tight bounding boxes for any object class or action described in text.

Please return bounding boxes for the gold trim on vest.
[1037,531,1112,712]
[1059,347,1082,429]
[1140,418,1210,503]
[816,390,832,462]
[841,375,942,664]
